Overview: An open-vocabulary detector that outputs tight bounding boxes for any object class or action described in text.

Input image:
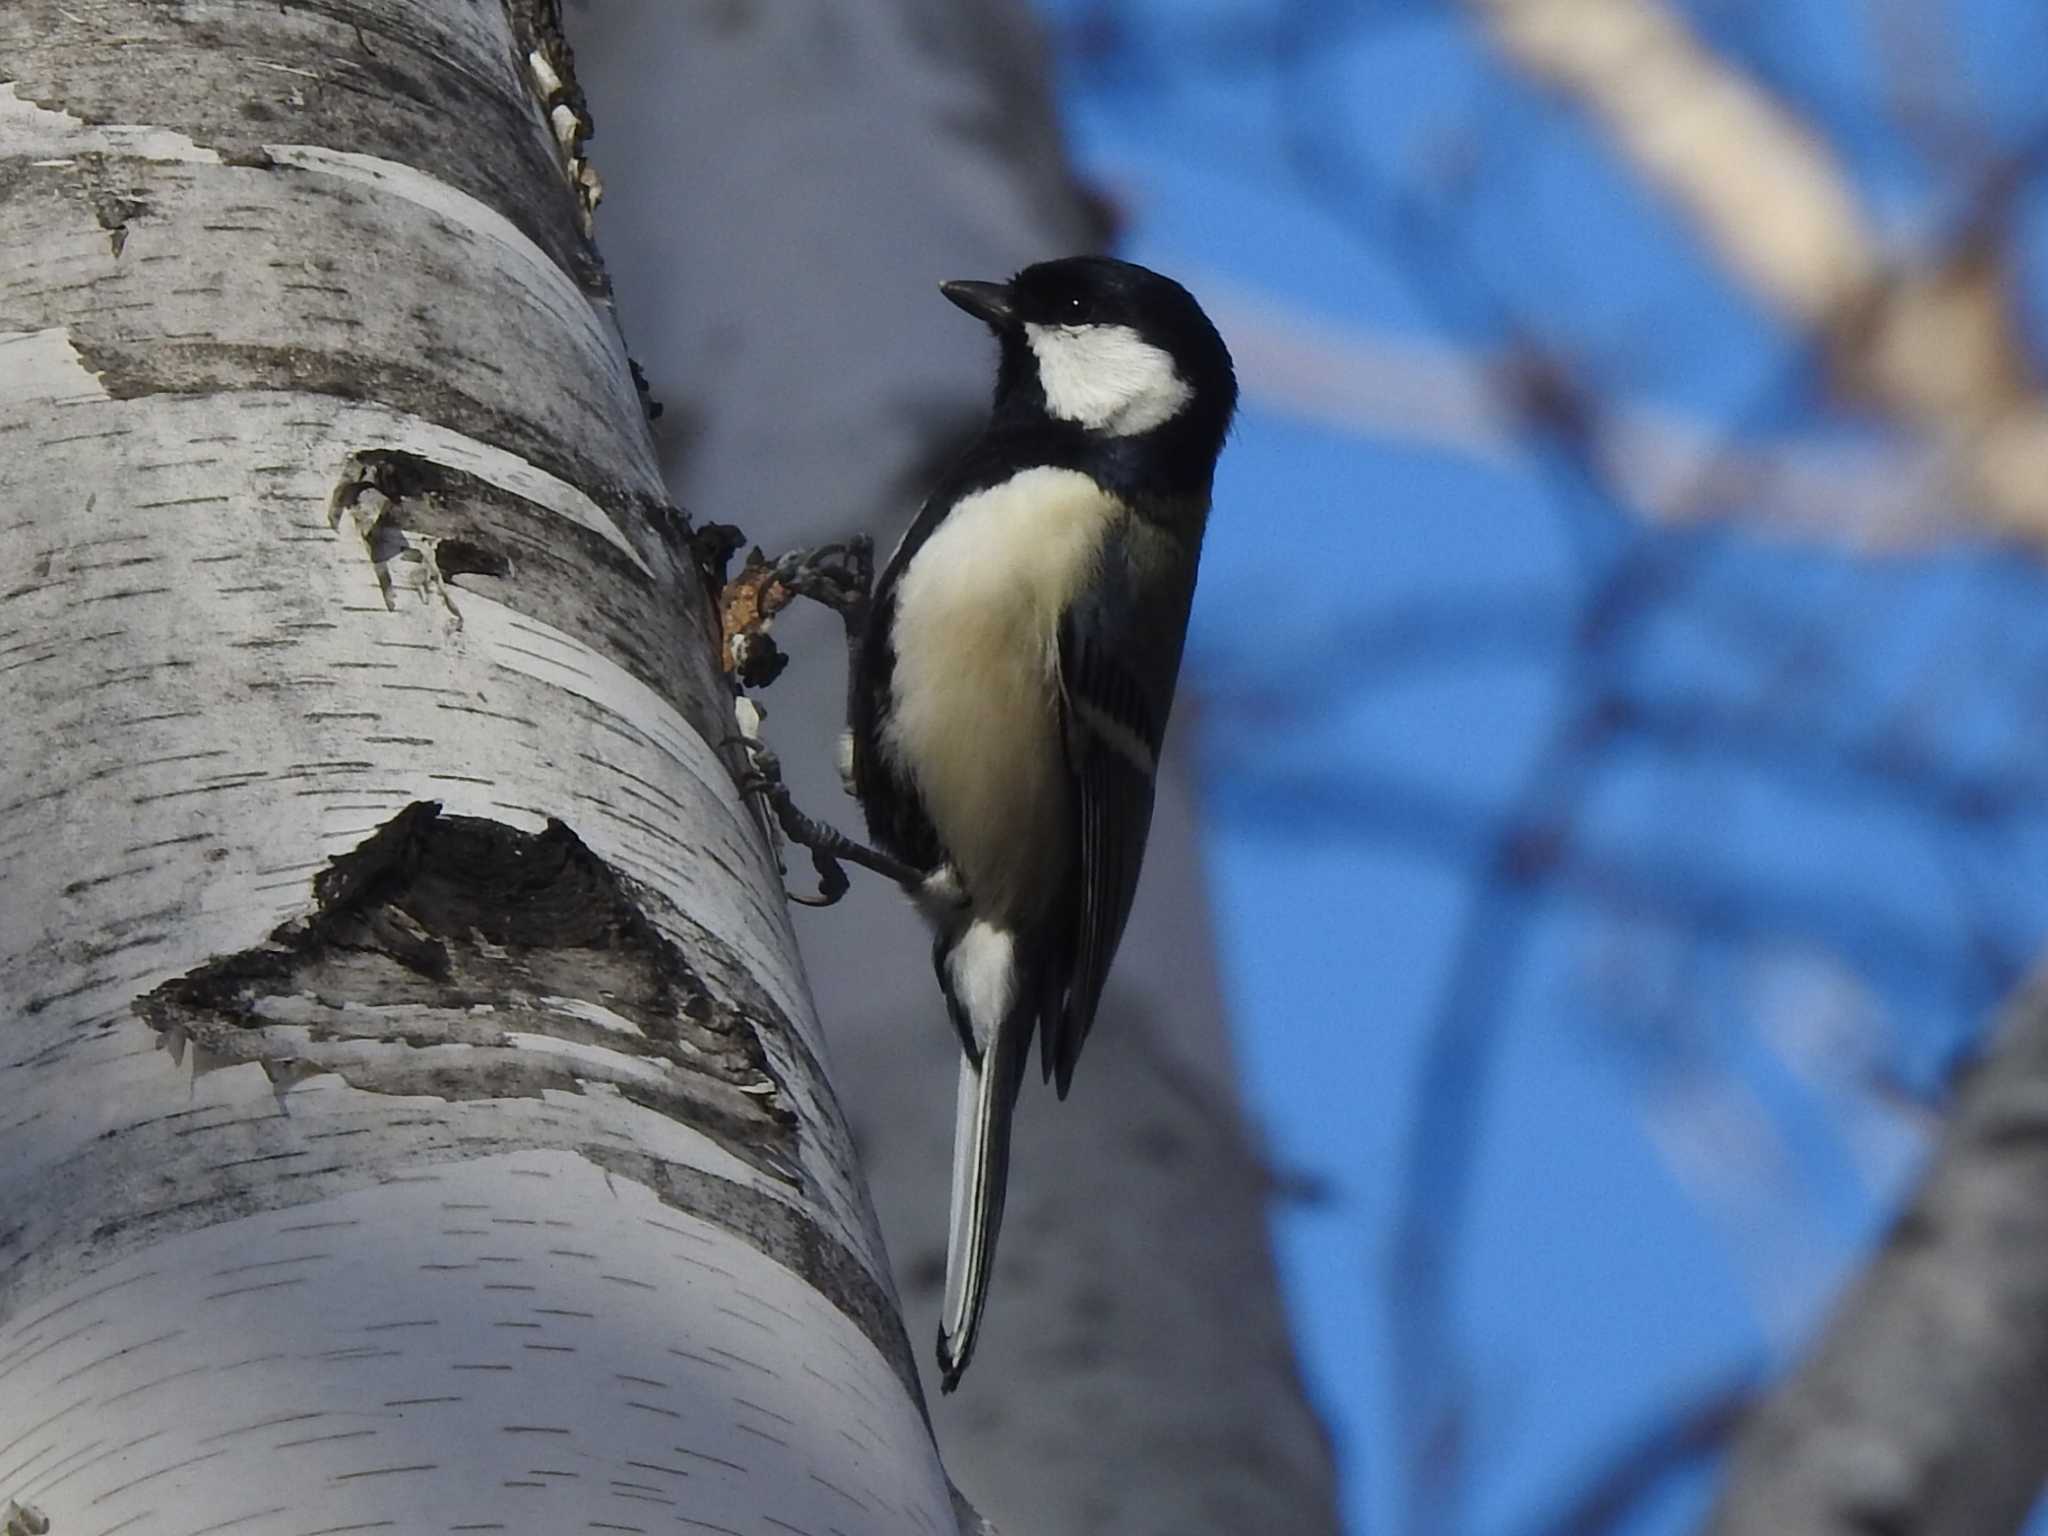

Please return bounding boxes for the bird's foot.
[730,737,922,906]
[772,535,874,629]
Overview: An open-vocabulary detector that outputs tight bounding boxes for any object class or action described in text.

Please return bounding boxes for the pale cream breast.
[881,465,1122,925]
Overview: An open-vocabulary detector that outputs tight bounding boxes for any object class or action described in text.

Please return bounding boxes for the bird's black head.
[940,256,1236,493]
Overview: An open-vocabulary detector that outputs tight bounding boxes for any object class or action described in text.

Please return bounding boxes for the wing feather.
[1046,542,1185,1094]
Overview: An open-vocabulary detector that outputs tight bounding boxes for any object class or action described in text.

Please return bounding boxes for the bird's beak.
[940,279,1017,330]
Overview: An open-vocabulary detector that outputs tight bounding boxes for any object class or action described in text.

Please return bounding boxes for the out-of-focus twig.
[1379,534,1716,1536]
[1526,1370,1757,1536]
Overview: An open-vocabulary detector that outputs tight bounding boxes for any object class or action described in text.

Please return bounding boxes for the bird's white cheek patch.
[1025,322,1193,436]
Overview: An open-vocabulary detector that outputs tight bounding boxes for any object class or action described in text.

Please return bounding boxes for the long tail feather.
[937,1008,1030,1391]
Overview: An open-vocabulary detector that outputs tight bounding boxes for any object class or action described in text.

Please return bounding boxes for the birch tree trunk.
[0,4,956,1533]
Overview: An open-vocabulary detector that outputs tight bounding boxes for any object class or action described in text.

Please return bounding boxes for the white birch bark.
[0,4,955,1533]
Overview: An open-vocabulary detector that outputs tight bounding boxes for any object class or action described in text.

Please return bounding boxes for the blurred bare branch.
[1462,0,2048,545]
[1380,532,1756,1534]
[1277,0,1629,572]
[1211,281,1952,543]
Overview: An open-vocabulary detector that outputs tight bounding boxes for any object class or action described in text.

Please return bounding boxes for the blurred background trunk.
[568,2,1344,1531]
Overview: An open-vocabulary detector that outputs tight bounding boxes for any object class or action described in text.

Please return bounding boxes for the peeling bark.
[137,806,800,1181]
[0,3,956,1532]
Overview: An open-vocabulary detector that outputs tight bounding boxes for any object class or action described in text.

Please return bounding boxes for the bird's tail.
[936,951,1033,1392]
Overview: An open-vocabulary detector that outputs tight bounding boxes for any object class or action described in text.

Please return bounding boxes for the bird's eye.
[1063,295,1087,321]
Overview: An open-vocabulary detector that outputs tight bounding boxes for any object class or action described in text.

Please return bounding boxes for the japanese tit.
[846,255,1235,1390]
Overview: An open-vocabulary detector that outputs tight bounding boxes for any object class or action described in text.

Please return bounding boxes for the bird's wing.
[1047,527,1194,1095]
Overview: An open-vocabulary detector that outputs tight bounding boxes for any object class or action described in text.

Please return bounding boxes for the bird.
[843,255,1236,1389]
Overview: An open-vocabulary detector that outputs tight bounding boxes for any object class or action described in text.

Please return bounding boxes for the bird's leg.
[730,738,924,906]
[723,535,896,900]
[773,542,874,792]
[718,535,875,797]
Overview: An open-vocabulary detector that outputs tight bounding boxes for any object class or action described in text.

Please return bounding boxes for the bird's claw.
[728,737,852,907]
[790,848,850,908]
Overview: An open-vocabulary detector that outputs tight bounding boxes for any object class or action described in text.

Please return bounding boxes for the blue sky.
[1031,2,2048,1530]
